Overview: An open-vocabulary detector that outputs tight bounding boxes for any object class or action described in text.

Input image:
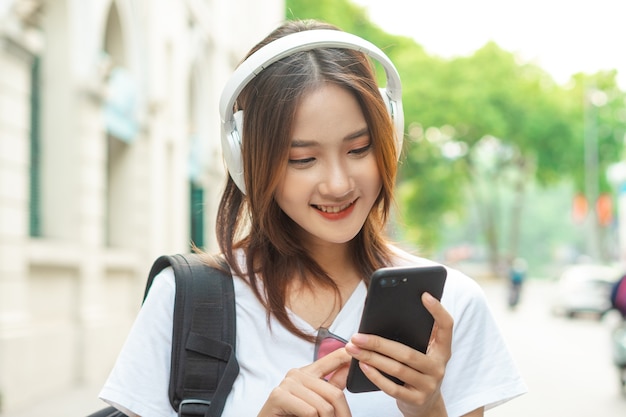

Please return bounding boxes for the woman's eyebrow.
[291,128,369,148]
[345,127,369,140]
[290,139,317,148]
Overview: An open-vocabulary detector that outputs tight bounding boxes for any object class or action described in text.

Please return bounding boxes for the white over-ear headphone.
[219,29,404,194]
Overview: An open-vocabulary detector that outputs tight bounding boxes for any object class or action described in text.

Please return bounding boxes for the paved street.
[3,279,626,416]
[482,279,626,417]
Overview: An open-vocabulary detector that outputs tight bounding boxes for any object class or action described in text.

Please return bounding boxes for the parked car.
[551,264,621,319]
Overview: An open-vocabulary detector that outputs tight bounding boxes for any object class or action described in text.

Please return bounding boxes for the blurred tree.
[414,43,581,276]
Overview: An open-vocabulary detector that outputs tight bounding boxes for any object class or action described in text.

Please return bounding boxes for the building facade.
[0,0,283,412]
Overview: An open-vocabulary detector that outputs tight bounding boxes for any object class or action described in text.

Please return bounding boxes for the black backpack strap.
[145,253,239,417]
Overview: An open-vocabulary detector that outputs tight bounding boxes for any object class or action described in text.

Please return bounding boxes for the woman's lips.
[313,200,356,220]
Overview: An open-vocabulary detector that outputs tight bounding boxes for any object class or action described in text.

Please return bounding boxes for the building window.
[189,181,205,249]
[29,55,41,237]
[104,66,138,143]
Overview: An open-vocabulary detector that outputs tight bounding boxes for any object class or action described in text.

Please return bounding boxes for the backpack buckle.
[178,399,211,417]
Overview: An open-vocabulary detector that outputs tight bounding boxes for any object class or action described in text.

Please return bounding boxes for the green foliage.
[286,0,371,34]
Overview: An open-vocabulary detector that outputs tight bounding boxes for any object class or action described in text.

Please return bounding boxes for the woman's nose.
[318,161,354,197]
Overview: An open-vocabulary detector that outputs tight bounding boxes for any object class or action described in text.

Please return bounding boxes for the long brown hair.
[215,19,400,340]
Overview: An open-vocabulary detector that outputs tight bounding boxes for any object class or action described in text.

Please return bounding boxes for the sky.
[351,0,626,88]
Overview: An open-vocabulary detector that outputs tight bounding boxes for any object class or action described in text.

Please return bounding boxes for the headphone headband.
[219,29,404,194]
[219,30,402,122]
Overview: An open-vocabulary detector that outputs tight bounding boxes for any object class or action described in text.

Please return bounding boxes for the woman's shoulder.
[144,265,176,300]
[388,245,499,336]
[388,245,485,299]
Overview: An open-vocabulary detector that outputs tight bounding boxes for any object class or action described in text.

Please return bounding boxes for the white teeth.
[317,202,351,213]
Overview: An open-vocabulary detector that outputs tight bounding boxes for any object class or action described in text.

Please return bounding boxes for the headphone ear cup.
[234,109,244,139]
[379,87,393,115]
[221,110,247,193]
[379,88,403,160]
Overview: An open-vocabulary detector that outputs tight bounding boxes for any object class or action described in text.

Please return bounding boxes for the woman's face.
[274,83,383,247]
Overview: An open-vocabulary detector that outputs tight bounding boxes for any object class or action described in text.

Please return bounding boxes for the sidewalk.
[0,384,105,417]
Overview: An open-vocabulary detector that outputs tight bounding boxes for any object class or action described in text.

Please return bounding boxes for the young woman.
[100,19,526,417]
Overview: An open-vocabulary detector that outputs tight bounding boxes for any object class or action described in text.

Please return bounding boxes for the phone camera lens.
[380,277,401,287]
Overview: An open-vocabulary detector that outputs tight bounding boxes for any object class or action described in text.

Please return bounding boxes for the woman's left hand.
[345,292,453,417]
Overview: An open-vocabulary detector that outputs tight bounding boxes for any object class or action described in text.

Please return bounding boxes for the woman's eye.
[288,157,315,166]
[349,143,372,156]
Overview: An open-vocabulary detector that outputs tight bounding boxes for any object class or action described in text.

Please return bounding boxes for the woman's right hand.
[257,348,353,417]
[344,292,454,417]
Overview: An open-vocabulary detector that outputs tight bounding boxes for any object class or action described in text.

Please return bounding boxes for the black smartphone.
[346,265,447,393]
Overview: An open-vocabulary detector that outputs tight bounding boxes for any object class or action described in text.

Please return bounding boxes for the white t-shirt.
[99,248,526,417]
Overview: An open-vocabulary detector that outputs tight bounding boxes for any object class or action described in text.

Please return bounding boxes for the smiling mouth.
[313,201,355,213]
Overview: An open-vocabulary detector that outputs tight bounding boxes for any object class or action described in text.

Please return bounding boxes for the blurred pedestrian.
[609,274,626,393]
[508,258,527,309]
[610,273,626,319]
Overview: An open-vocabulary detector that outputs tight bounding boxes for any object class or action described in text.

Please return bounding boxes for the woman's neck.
[287,240,363,329]
[303,239,357,283]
